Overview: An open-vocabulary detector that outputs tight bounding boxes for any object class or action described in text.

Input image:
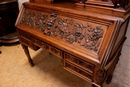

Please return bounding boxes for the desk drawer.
[64,53,94,73]
[19,36,38,50]
[34,39,63,59]
[35,39,63,59]
[18,32,63,59]
[64,62,93,81]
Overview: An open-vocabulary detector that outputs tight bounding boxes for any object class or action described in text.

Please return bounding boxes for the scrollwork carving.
[20,9,104,52]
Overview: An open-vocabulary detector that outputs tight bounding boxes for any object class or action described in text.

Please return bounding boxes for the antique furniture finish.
[0,0,19,44]
[15,0,130,87]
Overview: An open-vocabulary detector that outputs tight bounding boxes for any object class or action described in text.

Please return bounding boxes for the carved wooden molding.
[20,9,105,52]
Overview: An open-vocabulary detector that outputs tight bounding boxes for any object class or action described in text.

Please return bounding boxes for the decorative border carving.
[20,9,104,52]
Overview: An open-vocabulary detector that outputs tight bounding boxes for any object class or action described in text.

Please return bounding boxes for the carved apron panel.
[20,9,107,53]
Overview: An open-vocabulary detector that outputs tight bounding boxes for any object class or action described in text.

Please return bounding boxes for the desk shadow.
[32,49,91,87]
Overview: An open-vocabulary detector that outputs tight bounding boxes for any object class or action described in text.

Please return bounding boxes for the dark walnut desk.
[15,0,130,87]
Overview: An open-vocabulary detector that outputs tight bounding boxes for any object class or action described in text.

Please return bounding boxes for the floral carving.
[20,9,104,52]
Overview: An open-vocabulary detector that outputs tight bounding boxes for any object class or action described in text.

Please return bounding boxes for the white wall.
[18,1,130,86]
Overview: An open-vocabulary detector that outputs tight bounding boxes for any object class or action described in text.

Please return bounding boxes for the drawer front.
[64,53,94,73]
[19,36,38,50]
[18,32,36,43]
[65,62,93,81]
[18,32,63,59]
[34,39,63,59]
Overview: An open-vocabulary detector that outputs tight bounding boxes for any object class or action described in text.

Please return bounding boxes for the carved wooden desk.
[15,0,130,87]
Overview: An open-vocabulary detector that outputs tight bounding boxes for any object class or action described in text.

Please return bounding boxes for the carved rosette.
[20,9,104,52]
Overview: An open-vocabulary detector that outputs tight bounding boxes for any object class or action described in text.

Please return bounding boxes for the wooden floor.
[0,43,118,87]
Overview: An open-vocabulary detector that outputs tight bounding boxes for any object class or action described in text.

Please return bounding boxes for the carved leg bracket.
[21,44,34,67]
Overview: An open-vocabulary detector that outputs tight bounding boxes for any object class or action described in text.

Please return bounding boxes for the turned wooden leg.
[21,44,34,67]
